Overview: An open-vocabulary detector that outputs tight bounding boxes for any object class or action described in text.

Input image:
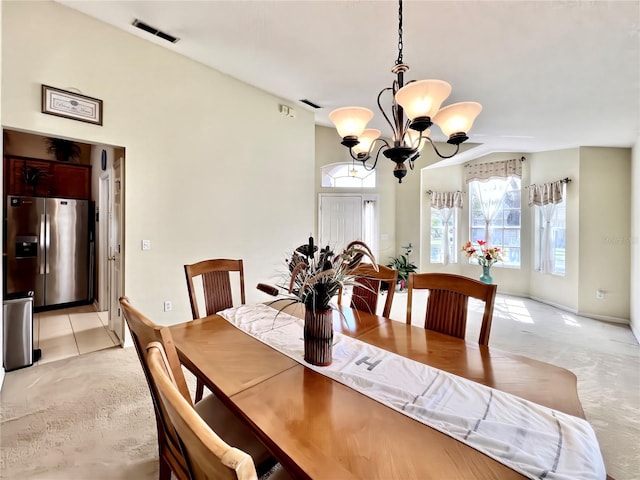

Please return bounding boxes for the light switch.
[141,239,151,251]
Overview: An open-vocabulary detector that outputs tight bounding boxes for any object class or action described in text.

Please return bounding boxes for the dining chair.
[184,258,245,401]
[119,296,276,480]
[146,341,292,480]
[338,263,398,318]
[406,273,498,345]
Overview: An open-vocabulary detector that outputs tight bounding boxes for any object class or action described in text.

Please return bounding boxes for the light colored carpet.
[1,294,638,480]
[0,346,158,479]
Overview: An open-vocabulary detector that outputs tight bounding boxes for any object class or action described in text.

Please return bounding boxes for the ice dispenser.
[15,236,38,258]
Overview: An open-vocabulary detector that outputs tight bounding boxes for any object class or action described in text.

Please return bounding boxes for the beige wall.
[420,162,465,273]
[0,0,4,388]
[412,147,632,320]
[631,138,640,340]
[419,152,531,297]
[528,148,580,310]
[395,144,474,271]
[314,125,397,263]
[2,1,315,323]
[578,147,631,319]
[3,1,634,329]
[4,130,92,164]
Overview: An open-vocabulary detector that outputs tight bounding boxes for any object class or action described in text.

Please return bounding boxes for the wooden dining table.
[169,301,595,480]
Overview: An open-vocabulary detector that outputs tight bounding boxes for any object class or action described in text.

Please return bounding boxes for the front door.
[318,195,362,254]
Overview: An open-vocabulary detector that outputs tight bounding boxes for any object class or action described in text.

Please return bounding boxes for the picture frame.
[41,85,103,126]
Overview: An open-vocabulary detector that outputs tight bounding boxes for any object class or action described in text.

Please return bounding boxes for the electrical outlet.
[596,290,605,300]
[141,239,151,251]
[163,300,172,312]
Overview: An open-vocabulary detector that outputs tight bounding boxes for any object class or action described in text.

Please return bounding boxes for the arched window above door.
[321,162,376,188]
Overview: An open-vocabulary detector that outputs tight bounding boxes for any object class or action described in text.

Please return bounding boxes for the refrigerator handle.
[39,213,46,274]
[45,214,51,274]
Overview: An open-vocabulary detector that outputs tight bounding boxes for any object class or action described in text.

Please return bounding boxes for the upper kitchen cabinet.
[4,156,91,200]
[50,162,91,199]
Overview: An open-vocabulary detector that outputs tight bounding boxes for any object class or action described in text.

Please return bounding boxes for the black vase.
[303,307,333,366]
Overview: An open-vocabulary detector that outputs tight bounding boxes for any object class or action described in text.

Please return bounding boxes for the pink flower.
[462,240,503,267]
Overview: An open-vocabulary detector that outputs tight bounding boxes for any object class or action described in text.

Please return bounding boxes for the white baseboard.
[526,295,629,324]
[575,311,631,325]
[631,321,640,343]
[528,295,579,315]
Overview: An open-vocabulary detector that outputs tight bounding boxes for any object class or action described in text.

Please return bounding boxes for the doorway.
[2,128,125,348]
[95,147,125,344]
[97,151,124,343]
[318,194,380,259]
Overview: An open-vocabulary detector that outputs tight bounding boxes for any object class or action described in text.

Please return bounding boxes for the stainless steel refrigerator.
[6,195,89,308]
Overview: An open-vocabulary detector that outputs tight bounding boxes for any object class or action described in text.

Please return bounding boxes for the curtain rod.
[426,190,463,196]
[525,177,572,189]
[464,156,525,168]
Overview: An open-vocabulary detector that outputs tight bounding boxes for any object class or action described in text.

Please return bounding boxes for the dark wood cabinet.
[4,156,91,199]
[50,163,91,199]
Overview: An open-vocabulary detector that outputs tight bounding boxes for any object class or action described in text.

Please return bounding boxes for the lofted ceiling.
[58,0,640,164]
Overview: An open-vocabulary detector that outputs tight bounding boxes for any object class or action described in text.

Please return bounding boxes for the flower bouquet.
[285,237,376,312]
[461,240,502,284]
[275,237,376,366]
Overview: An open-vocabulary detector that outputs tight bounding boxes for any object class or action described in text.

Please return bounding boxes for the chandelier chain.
[396,0,403,65]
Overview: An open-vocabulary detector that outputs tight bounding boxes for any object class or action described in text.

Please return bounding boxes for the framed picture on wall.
[41,85,103,126]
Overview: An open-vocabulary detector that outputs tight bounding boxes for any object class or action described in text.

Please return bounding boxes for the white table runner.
[218,303,606,480]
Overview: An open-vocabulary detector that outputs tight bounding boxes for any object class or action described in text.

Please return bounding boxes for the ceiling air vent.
[132,19,180,44]
[300,99,322,109]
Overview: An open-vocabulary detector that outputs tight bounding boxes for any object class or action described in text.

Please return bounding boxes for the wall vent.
[299,99,322,109]
[132,19,180,44]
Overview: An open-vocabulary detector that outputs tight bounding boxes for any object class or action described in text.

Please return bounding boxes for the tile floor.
[35,304,120,365]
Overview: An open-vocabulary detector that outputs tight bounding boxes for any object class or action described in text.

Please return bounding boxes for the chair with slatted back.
[120,296,276,480]
[146,342,291,480]
[406,273,497,345]
[338,263,398,318]
[184,259,245,401]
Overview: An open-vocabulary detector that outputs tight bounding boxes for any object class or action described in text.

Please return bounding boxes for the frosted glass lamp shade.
[352,129,381,155]
[433,102,483,138]
[395,80,452,120]
[329,107,374,138]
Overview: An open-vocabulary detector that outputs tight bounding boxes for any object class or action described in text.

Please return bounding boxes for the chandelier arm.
[423,137,461,159]
[359,142,389,171]
[400,118,413,145]
[377,87,398,139]
[349,138,390,163]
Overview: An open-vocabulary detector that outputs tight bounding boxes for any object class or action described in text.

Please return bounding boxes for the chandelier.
[329,0,482,183]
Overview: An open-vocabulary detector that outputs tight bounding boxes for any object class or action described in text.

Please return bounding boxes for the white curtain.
[527,180,566,273]
[429,191,462,266]
[466,158,523,243]
[363,200,376,259]
[537,204,557,273]
[473,180,509,243]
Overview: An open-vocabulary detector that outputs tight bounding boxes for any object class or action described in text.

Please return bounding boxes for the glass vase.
[303,307,333,366]
[479,265,493,284]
